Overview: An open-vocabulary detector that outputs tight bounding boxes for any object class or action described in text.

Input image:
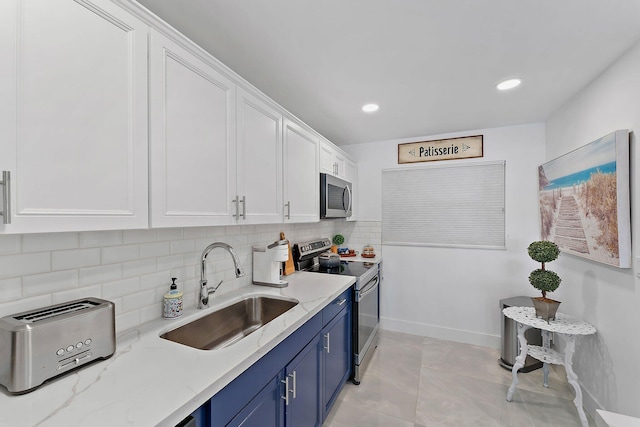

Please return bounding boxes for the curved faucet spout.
[198,242,245,309]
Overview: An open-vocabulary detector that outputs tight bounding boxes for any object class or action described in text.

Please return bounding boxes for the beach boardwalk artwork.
[537,130,631,268]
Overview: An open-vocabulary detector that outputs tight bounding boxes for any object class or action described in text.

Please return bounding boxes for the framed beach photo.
[537,130,631,268]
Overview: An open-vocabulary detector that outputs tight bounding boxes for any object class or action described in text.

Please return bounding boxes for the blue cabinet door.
[228,375,283,427]
[322,306,351,419]
[285,335,321,427]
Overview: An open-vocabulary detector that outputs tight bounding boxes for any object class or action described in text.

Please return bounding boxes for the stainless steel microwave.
[320,173,352,218]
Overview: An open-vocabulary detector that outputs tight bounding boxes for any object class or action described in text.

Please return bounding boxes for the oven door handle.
[357,275,379,301]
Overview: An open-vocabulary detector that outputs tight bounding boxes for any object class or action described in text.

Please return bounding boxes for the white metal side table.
[503,306,596,427]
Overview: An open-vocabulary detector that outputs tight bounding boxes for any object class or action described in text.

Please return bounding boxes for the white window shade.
[382,161,505,249]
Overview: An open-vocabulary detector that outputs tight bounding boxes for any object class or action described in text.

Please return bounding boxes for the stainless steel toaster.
[0,297,116,393]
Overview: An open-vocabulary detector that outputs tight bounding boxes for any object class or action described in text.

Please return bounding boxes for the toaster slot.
[13,300,100,323]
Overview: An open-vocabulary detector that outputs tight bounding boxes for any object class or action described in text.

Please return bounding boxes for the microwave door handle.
[343,185,352,214]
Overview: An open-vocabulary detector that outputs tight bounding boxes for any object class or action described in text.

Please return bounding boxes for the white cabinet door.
[149,29,236,227]
[283,119,319,223]
[319,141,335,175]
[320,140,347,179]
[0,0,149,234]
[236,88,283,224]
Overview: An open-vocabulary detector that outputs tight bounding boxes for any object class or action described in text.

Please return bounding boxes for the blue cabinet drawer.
[322,288,351,326]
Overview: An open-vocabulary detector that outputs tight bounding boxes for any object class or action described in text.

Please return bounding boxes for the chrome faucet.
[198,242,245,309]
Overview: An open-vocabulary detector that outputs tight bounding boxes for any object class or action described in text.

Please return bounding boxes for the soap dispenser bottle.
[163,277,183,319]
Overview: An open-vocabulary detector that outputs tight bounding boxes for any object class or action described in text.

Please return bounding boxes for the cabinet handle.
[0,171,10,225]
[289,371,297,399]
[285,201,291,220]
[336,298,347,306]
[232,196,239,219]
[324,332,331,354]
[240,195,246,220]
[281,376,290,406]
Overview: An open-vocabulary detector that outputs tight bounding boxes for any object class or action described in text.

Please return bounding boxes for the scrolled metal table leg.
[507,322,531,402]
[563,335,588,427]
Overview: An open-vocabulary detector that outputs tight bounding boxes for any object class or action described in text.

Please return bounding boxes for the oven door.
[354,273,379,365]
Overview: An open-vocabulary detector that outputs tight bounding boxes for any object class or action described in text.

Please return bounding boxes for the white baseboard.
[380,316,501,349]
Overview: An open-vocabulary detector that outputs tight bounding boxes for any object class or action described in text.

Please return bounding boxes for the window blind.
[382,161,505,249]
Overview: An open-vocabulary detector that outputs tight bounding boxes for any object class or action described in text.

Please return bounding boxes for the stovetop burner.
[305,260,376,278]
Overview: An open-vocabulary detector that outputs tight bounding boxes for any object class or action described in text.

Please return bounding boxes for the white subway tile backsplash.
[122,289,156,312]
[22,232,78,253]
[0,220,345,331]
[140,271,169,291]
[171,239,195,255]
[156,254,185,272]
[102,244,140,265]
[123,259,157,279]
[80,230,123,248]
[22,270,78,297]
[0,294,52,318]
[0,235,21,255]
[51,285,102,304]
[123,229,157,244]
[156,228,183,241]
[0,278,22,303]
[52,248,101,271]
[140,303,162,324]
[102,277,140,300]
[0,252,50,279]
[80,264,123,286]
[140,241,171,259]
[116,310,140,334]
[183,227,210,239]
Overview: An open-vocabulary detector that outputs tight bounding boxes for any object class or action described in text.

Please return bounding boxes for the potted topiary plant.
[331,234,344,253]
[528,240,562,322]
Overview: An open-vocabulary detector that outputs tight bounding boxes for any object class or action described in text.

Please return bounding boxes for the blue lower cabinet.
[284,335,322,427]
[227,375,283,427]
[205,288,353,427]
[322,305,351,419]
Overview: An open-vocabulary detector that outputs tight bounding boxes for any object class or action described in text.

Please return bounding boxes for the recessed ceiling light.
[362,103,379,113]
[496,78,522,91]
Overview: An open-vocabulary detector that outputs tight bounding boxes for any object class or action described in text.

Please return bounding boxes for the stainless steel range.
[292,238,380,384]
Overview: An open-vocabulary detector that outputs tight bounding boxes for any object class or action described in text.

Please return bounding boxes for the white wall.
[344,123,546,348]
[545,40,640,417]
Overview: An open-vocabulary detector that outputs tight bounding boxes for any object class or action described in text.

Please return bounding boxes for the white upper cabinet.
[283,119,319,223]
[0,0,149,234]
[236,87,283,224]
[320,140,348,180]
[149,29,237,227]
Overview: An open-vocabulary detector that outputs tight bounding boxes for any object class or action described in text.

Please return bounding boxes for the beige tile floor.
[324,329,595,427]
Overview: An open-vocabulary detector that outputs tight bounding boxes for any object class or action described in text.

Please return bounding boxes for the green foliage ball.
[528,269,561,293]
[527,241,560,263]
[332,234,344,245]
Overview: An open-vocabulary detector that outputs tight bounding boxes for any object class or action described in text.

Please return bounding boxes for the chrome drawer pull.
[281,376,290,406]
[324,332,331,353]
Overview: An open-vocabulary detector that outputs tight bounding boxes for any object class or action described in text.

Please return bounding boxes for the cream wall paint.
[545,40,640,417]
[344,123,546,348]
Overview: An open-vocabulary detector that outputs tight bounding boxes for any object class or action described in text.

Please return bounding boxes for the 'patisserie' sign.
[398,135,483,164]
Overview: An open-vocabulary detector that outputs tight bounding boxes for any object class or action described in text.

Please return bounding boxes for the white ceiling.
[137,0,640,146]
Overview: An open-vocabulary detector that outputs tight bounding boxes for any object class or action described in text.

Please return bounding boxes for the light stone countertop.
[0,271,357,427]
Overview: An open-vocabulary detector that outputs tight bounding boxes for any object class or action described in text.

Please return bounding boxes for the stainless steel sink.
[160,296,298,350]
